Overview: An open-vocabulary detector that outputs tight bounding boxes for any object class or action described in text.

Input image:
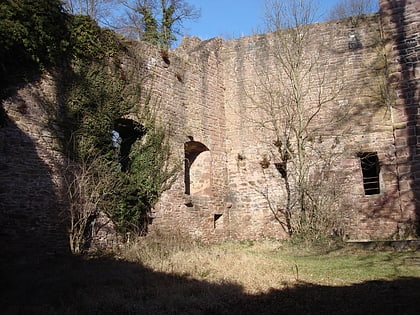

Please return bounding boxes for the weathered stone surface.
[0,73,69,259]
[1,1,419,254]
[150,0,419,241]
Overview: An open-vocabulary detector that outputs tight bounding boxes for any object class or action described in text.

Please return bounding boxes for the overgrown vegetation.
[63,0,201,49]
[0,1,178,253]
[62,15,178,252]
[0,0,69,98]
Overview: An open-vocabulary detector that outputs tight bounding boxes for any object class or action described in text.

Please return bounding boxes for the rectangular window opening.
[214,214,223,229]
[358,152,380,195]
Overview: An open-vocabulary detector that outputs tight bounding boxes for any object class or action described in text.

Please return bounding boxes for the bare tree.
[63,0,117,23]
[328,0,377,26]
[245,0,345,238]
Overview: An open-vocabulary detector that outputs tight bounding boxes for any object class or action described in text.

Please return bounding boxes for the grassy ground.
[1,236,419,314]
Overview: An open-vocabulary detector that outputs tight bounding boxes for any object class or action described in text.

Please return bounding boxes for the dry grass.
[121,233,420,291]
[122,236,296,294]
[1,232,420,314]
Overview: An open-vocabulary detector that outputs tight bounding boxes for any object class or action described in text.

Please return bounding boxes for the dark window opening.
[214,214,223,229]
[358,152,380,195]
[274,162,287,178]
[113,118,146,171]
[184,138,209,195]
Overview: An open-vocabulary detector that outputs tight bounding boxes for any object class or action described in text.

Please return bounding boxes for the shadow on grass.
[1,254,419,315]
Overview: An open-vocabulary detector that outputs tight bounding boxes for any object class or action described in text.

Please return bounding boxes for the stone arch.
[113,118,146,171]
[184,140,211,195]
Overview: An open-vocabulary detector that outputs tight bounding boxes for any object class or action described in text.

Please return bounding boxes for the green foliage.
[0,0,177,240]
[112,126,178,234]
[1,0,69,65]
[139,5,160,46]
[68,14,123,61]
[0,1,26,51]
[62,20,178,236]
[161,3,177,49]
[0,0,69,95]
[130,0,199,49]
[0,1,123,97]
[63,62,129,161]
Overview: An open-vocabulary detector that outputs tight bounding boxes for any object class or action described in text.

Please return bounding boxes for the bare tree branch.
[241,0,346,238]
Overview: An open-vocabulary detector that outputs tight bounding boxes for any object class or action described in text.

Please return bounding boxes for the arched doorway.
[184,140,211,195]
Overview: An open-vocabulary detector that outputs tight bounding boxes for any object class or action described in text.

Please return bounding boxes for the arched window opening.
[184,139,210,195]
[113,118,146,171]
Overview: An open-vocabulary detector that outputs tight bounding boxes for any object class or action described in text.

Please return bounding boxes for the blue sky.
[181,0,378,41]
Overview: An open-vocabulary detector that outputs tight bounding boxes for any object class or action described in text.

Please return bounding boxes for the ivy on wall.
[0,2,178,251]
[63,16,178,246]
[0,0,69,99]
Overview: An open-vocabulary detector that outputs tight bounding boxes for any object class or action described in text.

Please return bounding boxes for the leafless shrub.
[244,0,346,240]
[66,155,122,254]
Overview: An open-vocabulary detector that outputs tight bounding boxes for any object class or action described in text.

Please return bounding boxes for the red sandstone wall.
[379,0,420,236]
[221,15,404,240]
[0,73,69,258]
[154,0,418,241]
[146,38,230,241]
[1,1,418,250]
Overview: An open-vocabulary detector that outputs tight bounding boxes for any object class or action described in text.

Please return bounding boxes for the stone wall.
[220,15,392,240]
[144,38,231,241]
[0,73,69,259]
[379,0,420,236]
[149,0,419,241]
[1,0,418,254]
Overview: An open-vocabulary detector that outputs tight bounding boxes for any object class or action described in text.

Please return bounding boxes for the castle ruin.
[0,0,419,254]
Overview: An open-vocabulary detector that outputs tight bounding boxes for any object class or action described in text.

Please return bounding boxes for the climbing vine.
[62,16,178,251]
